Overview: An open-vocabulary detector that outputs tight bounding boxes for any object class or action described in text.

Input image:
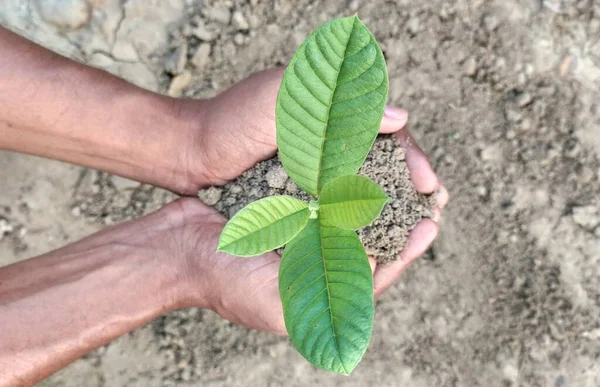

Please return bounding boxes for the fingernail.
[384,106,408,121]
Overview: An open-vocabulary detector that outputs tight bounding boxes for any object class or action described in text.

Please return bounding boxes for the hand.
[173,68,449,334]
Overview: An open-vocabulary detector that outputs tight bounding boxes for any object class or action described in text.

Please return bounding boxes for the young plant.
[217,15,389,374]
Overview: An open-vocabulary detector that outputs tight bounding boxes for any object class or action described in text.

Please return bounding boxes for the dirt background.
[1,0,599,386]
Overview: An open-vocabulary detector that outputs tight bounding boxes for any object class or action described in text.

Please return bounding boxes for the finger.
[380,106,408,134]
[396,129,440,194]
[436,185,450,209]
[430,207,441,223]
[373,219,438,297]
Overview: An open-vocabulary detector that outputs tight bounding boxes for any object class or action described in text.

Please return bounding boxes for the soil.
[201,136,435,263]
[1,0,599,386]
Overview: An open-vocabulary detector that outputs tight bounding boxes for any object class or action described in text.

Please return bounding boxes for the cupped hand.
[178,68,448,334]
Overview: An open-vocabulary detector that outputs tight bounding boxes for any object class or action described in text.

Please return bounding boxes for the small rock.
[482,13,500,32]
[232,11,249,30]
[557,54,576,77]
[233,33,245,46]
[406,16,421,35]
[164,43,188,75]
[572,205,600,231]
[285,180,298,194]
[168,71,192,97]
[112,176,139,190]
[515,91,533,107]
[112,41,139,62]
[34,0,91,31]
[192,22,219,42]
[191,43,211,69]
[520,117,532,131]
[198,187,223,206]
[349,0,361,11]
[505,106,523,122]
[462,56,477,76]
[71,206,81,217]
[576,165,595,184]
[266,166,288,189]
[0,218,13,241]
[475,185,488,197]
[563,139,581,158]
[204,6,232,25]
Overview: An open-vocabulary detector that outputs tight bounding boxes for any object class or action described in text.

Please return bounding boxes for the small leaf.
[319,175,388,230]
[279,218,374,375]
[217,196,310,257]
[276,15,389,196]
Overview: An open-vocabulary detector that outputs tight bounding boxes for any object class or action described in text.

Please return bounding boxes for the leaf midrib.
[315,16,358,196]
[320,197,388,208]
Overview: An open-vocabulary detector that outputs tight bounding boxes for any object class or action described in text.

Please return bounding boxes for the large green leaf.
[279,218,374,374]
[319,175,388,230]
[275,15,389,196]
[217,196,310,257]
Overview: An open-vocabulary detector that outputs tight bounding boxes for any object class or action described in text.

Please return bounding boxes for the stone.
[232,11,249,30]
[168,71,192,97]
[112,41,139,62]
[462,56,477,76]
[191,43,211,69]
[164,43,188,75]
[572,205,600,231]
[265,166,288,189]
[0,218,13,241]
[198,187,222,206]
[192,22,219,42]
[515,91,533,107]
[482,13,500,32]
[34,0,91,31]
[233,33,245,46]
[112,176,139,190]
[406,16,421,35]
[204,6,232,25]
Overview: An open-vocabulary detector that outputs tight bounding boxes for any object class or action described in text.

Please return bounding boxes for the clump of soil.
[199,135,435,263]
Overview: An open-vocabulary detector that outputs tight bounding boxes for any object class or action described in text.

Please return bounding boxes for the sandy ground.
[1,0,599,386]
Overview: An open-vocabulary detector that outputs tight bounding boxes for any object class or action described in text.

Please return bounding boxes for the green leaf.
[276,15,389,196]
[319,175,388,230]
[279,218,374,375]
[217,196,310,257]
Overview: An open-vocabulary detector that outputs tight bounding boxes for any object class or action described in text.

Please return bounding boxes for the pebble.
[168,71,192,97]
[515,91,533,107]
[482,13,500,32]
[572,205,600,231]
[232,11,249,30]
[204,6,232,25]
[233,33,245,46]
[462,56,477,76]
[475,185,488,197]
[349,0,361,11]
[164,43,188,75]
[192,22,219,42]
[266,166,288,189]
[0,218,13,241]
[505,106,523,122]
[34,0,91,31]
[191,43,211,69]
[198,187,222,206]
[406,16,421,35]
[557,54,576,77]
[112,176,139,190]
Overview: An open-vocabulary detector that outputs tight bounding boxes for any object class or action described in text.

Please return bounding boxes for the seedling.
[217,15,389,374]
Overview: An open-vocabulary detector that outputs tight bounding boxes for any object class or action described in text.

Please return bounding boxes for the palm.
[182,68,448,334]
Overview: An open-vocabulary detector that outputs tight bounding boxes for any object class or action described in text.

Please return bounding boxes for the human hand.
[173,68,448,334]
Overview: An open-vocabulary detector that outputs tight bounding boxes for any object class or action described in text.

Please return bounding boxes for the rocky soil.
[1,0,599,386]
